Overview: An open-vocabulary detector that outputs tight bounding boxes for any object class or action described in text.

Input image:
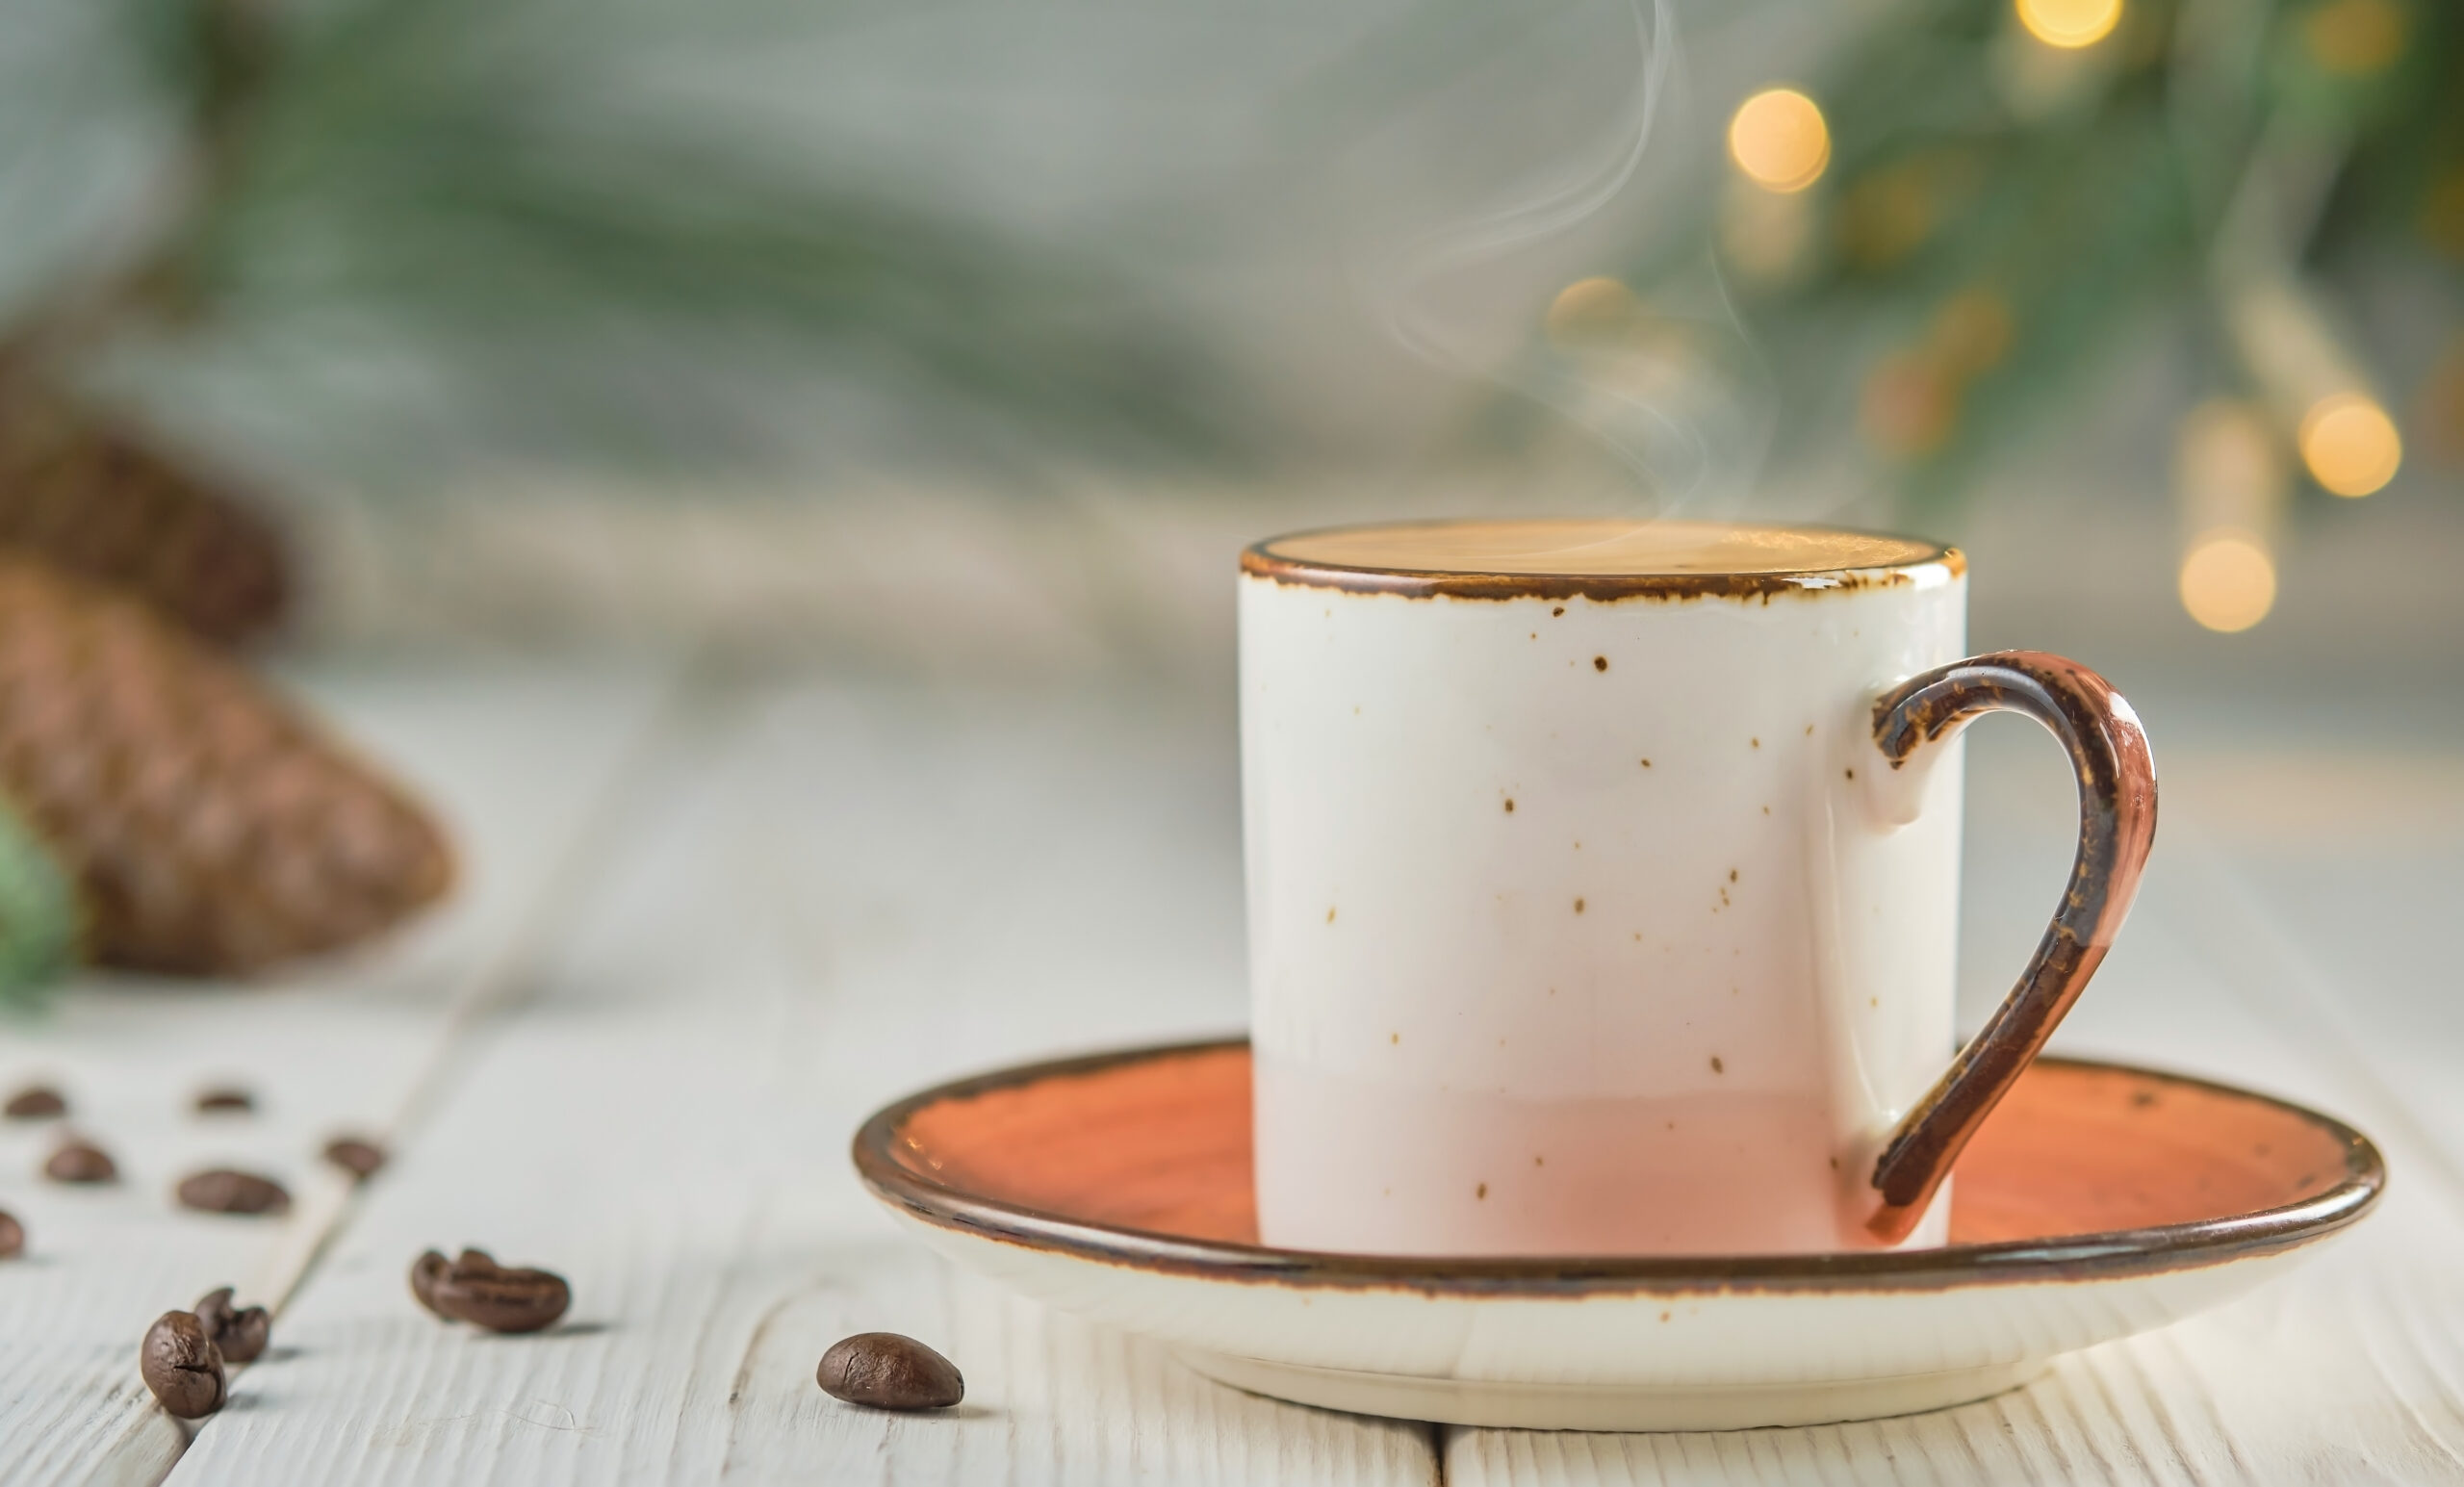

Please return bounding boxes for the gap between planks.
[101,661,684,1487]
[160,676,1439,1487]
[1,664,683,1487]
[1440,737,2464,1484]
[116,683,2464,1485]
[2158,824,2464,1224]
[249,662,695,1313]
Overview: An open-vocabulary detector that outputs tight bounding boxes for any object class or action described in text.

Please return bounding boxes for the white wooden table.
[5,654,2463,1485]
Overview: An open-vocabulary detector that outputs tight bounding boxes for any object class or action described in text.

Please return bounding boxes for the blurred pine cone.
[0,554,451,983]
[0,387,291,647]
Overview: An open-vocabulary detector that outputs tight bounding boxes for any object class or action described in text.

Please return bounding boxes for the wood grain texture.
[166,679,1435,1485]
[0,662,670,1487]
[19,673,2464,1486]
[1444,1218,2464,1484]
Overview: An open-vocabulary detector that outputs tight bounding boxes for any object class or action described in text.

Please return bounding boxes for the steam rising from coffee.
[1374,0,1774,517]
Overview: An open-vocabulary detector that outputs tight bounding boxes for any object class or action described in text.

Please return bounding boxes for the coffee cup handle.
[1861,651,2158,1243]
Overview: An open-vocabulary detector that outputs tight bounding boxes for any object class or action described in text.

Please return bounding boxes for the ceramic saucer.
[853,1039,2381,1431]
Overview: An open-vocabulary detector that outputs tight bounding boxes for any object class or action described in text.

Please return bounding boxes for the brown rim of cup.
[1240,519,1965,603]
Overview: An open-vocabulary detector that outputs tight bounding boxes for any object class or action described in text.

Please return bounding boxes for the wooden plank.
[2162,751,2464,1211]
[110,677,2464,1485]
[1444,1203,2464,1484]
[0,660,671,1487]
[1447,724,2464,1484]
[167,679,1436,1485]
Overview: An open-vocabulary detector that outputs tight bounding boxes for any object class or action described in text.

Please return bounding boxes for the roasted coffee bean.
[409,1247,500,1315]
[0,1209,22,1259]
[427,1251,571,1334]
[175,1167,291,1216]
[817,1332,964,1411]
[193,1088,254,1115]
[193,1287,271,1364]
[321,1135,387,1180]
[409,1248,452,1316]
[43,1138,116,1184]
[4,1086,65,1119]
[141,1310,227,1419]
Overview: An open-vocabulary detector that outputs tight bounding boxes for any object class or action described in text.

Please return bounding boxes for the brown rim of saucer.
[1241,519,1966,603]
[851,1037,2384,1298]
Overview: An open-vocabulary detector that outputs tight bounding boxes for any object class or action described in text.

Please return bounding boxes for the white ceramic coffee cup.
[1241,519,2155,1256]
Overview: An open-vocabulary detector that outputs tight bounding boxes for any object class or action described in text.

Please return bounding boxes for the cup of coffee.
[1240,519,2155,1255]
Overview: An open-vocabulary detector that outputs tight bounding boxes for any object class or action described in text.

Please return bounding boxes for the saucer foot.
[1175,1348,2048,1431]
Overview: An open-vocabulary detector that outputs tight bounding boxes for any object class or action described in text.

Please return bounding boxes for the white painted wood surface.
[164,680,1432,1486]
[6,665,2462,1485]
[0,661,673,1487]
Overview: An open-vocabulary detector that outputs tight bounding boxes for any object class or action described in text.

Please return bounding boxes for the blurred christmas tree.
[1532,0,2458,629]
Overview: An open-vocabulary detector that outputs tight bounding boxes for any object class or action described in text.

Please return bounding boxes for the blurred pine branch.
[0,0,1238,491]
[1684,0,2462,510]
[1315,0,2460,511]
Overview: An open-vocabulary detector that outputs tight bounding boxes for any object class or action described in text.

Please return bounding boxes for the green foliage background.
[1,0,1236,489]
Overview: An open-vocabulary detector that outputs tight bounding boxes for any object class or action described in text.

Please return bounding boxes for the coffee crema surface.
[1253,520,1954,578]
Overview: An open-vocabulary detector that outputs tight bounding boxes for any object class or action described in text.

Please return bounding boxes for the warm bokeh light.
[2298,393,2402,496]
[2422,333,2464,463]
[2174,399,2283,532]
[2424,173,2464,263]
[2178,532,2277,633]
[1861,352,1957,456]
[1930,290,2015,377]
[1838,164,1938,269]
[2304,0,2407,76]
[1543,276,1640,346]
[1728,90,1830,193]
[2015,0,2122,49]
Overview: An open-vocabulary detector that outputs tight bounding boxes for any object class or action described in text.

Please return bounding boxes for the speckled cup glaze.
[1239,520,2155,1257]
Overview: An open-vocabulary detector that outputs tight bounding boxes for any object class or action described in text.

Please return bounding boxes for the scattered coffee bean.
[140,1310,227,1419]
[4,1086,65,1120]
[0,1209,22,1259]
[43,1138,116,1184]
[321,1135,388,1180]
[193,1287,271,1364]
[175,1167,291,1216]
[425,1249,572,1334]
[409,1248,453,1316]
[193,1088,254,1115]
[817,1332,964,1411]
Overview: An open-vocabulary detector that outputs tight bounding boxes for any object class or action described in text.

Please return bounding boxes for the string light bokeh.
[2015,0,2123,49]
[1633,0,2446,654]
[2297,393,2403,498]
[2304,0,2408,76]
[1544,277,1642,347]
[1728,90,1831,194]
[2172,400,2287,633]
[2177,533,2278,633]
